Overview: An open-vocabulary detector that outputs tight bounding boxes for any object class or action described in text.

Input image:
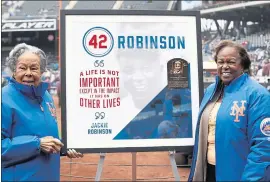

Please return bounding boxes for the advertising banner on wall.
[61,10,203,153]
[1,19,57,32]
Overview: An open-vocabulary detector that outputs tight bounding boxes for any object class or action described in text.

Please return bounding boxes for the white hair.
[7,43,47,73]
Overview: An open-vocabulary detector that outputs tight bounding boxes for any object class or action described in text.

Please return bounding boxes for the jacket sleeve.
[241,92,270,181]
[1,102,41,168]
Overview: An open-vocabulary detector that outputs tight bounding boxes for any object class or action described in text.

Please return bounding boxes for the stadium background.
[1,1,270,181]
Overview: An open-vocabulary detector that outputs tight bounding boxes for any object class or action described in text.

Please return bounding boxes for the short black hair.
[214,40,251,75]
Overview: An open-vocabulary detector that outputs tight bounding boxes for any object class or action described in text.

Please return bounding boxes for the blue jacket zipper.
[214,89,225,181]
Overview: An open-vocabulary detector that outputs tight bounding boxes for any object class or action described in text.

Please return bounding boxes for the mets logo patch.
[260,118,270,136]
[230,100,246,122]
[46,102,57,120]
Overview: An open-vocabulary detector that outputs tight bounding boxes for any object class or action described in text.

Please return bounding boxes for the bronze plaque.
[167,58,189,88]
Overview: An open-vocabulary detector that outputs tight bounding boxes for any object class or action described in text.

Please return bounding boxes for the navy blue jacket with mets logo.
[188,73,270,181]
[1,78,61,181]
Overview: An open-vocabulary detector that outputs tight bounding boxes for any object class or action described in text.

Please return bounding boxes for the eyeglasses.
[216,57,240,67]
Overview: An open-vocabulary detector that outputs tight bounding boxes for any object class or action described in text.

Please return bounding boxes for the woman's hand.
[40,136,64,154]
[67,149,83,158]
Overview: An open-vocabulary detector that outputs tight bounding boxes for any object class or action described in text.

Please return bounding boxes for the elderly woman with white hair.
[1,43,83,181]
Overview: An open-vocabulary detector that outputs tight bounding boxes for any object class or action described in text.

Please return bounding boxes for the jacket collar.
[9,78,49,98]
[215,73,248,93]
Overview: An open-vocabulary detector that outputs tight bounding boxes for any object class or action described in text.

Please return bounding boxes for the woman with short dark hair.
[189,40,270,181]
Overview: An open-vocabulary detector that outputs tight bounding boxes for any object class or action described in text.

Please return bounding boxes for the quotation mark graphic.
[95,112,105,119]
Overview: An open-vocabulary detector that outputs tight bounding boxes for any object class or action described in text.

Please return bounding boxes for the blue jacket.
[189,74,270,181]
[1,78,60,181]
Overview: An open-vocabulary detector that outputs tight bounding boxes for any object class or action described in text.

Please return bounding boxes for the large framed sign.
[60,10,203,153]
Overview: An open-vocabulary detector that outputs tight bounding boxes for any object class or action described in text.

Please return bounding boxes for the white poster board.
[61,10,203,153]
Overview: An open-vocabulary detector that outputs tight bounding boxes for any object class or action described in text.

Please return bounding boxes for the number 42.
[89,35,107,49]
